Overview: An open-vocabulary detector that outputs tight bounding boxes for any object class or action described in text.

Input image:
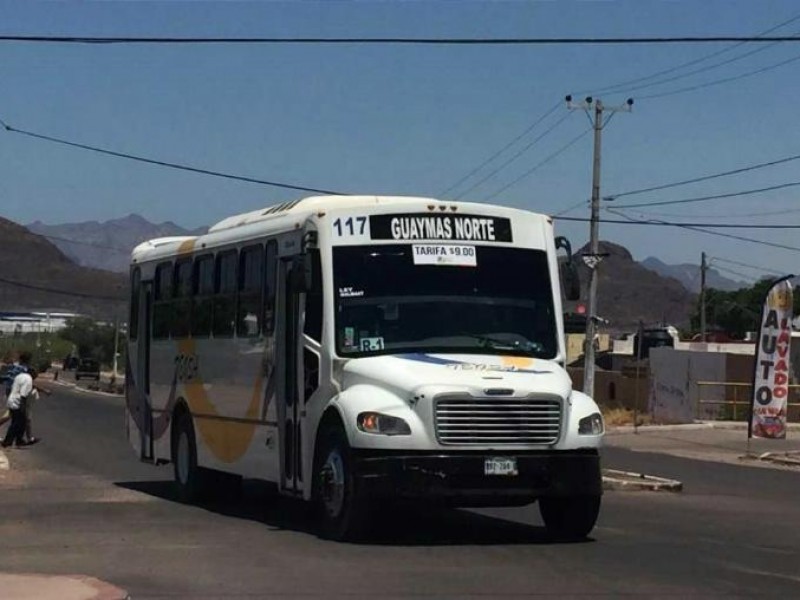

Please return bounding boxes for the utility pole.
[700,252,707,341]
[566,95,633,400]
[112,315,120,381]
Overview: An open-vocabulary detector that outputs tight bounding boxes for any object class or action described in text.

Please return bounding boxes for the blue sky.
[2,0,800,279]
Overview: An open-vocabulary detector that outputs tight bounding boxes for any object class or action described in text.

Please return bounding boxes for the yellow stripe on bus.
[178,339,263,463]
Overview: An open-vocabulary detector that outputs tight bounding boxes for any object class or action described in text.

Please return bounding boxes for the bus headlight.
[357,412,412,436]
[578,412,604,435]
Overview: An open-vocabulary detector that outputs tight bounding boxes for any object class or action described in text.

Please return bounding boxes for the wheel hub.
[320,449,345,517]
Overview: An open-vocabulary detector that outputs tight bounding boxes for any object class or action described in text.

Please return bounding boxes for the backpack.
[3,364,27,396]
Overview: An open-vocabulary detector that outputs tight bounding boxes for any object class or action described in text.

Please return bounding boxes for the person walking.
[2,354,33,448]
[2,351,30,397]
[23,368,49,445]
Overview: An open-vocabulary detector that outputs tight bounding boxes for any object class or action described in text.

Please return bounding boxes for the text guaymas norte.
[390,216,498,241]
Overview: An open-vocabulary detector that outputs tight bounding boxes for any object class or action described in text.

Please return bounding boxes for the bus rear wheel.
[172,411,210,503]
[313,424,368,541]
[539,495,601,541]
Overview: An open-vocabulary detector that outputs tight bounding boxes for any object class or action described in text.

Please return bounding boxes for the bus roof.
[132,195,552,264]
[208,195,442,233]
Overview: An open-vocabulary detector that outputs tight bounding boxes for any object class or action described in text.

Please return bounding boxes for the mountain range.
[0,217,126,319]
[3,213,748,331]
[567,241,695,332]
[26,214,206,274]
[640,257,748,293]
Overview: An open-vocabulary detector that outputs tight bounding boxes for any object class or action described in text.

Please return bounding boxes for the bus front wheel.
[172,411,209,503]
[539,495,601,541]
[313,424,368,541]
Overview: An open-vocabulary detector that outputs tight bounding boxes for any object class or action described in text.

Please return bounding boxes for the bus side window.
[303,249,323,342]
[173,259,193,338]
[238,245,264,338]
[264,240,277,336]
[213,250,237,337]
[153,262,173,339]
[192,254,214,338]
[130,267,140,342]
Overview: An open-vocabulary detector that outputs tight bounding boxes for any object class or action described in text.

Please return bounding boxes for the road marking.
[0,450,9,471]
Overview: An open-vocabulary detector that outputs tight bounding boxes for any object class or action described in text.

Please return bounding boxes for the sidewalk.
[606,422,800,468]
[0,574,128,600]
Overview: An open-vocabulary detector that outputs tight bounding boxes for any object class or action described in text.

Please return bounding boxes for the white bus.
[126,195,604,540]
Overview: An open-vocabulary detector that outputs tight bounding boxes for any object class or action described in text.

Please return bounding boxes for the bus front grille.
[434,394,562,445]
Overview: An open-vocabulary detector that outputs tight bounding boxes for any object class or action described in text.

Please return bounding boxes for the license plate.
[484,457,518,476]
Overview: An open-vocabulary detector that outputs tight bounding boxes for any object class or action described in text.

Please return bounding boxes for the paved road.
[2,383,799,598]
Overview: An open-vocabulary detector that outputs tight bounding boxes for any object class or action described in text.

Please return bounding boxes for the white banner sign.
[412,244,477,267]
[750,278,793,439]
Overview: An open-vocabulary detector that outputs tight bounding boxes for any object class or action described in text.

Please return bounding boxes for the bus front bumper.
[351,449,602,506]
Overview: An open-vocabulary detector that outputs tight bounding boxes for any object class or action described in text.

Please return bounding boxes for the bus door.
[135,280,154,461]
[277,257,304,496]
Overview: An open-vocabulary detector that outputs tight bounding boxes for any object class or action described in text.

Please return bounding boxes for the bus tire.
[172,410,209,503]
[313,424,368,541]
[539,495,601,542]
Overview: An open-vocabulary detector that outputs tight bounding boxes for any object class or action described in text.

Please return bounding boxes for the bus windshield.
[333,244,557,359]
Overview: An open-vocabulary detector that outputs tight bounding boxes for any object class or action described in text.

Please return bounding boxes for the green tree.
[59,317,126,367]
[691,278,800,339]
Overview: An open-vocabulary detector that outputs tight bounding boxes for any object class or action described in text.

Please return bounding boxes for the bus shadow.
[115,479,589,546]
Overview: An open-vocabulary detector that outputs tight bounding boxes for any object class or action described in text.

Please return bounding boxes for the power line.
[639,50,800,99]
[455,111,573,199]
[439,101,561,198]
[445,14,799,206]
[607,152,800,200]
[712,264,761,282]
[554,215,800,228]
[584,11,800,95]
[2,35,800,45]
[711,256,785,276]
[604,208,800,253]
[0,118,346,195]
[604,29,795,97]
[621,206,800,219]
[484,127,592,200]
[0,275,125,301]
[551,199,590,217]
[613,181,800,209]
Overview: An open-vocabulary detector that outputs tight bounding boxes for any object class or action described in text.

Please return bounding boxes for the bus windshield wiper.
[460,333,527,351]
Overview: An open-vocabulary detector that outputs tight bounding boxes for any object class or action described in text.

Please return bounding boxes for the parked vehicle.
[75,358,100,381]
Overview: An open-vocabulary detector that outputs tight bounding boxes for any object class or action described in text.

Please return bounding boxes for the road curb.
[0,573,129,600]
[607,421,800,434]
[754,451,800,467]
[602,469,683,492]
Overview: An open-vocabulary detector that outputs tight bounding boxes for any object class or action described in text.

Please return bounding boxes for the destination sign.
[370,213,513,243]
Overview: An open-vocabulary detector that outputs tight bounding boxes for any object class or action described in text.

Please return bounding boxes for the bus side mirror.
[556,236,581,301]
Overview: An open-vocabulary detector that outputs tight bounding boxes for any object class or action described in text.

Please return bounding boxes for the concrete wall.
[567,367,649,412]
[649,348,727,423]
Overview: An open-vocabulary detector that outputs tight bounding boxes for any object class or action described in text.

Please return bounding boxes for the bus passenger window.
[303,249,323,342]
[130,267,140,342]
[213,250,237,337]
[264,240,277,336]
[173,259,192,338]
[192,255,214,337]
[153,262,173,339]
[238,245,264,338]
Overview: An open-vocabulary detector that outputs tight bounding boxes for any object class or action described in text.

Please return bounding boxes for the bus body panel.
[126,195,604,508]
